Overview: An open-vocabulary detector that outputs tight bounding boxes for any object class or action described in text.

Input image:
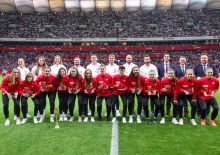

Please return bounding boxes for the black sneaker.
[97,117,102,121]
[146,118,150,124]
[106,117,111,122]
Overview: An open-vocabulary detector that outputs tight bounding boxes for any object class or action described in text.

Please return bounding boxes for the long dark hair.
[129,66,141,89]
[84,68,93,89]
[69,66,81,87]
[57,67,66,82]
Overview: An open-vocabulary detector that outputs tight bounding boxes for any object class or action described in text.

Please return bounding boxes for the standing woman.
[160,69,179,125]
[36,67,56,123]
[67,67,84,122]
[84,69,97,122]
[31,56,47,80]
[19,73,41,124]
[175,69,197,126]
[143,70,161,124]
[55,67,69,122]
[50,55,67,76]
[1,68,21,126]
[127,66,145,123]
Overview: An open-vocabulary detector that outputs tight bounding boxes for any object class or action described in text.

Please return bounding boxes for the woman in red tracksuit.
[84,68,97,122]
[1,68,21,126]
[19,73,40,124]
[67,67,84,122]
[160,69,178,125]
[143,70,160,124]
[174,69,197,126]
[197,68,219,127]
[127,66,145,124]
[96,64,112,121]
[36,67,56,123]
[112,66,128,123]
[55,67,69,122]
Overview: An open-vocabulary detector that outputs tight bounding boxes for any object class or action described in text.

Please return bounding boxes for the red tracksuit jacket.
[112,74,128,95]
[66,75,84,93]
[55,75,69,92]
[128,75,145,93]
[160,77,178,96]
[143,78,160,96]
[84,78,97,95]
[197,76,219,100]
[36,74,56,92]
[19,80,40,96]
[1,76,21,93]
[175,77,197,100]
[96,73,112,97]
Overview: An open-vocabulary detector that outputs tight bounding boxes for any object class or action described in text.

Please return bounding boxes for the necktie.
[203,64,206,73]
[165,63,168,73]
[182,66,185,73]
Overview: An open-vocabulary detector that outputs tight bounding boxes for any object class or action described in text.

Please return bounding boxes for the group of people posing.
[1,53,219,127]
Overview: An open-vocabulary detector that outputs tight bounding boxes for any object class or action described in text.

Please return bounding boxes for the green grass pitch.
[0,76,220,155]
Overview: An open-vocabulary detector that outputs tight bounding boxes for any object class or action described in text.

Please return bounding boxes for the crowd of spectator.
[0,10,220,38]
[1,49,220,72]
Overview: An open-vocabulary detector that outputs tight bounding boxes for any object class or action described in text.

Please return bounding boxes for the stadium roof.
[0,0,219,13]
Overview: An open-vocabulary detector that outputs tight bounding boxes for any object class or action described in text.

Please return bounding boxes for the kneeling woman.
[1,68,21,126]
[20,73,41,124]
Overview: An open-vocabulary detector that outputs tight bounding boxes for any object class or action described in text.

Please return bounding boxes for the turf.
[0,76,220,155]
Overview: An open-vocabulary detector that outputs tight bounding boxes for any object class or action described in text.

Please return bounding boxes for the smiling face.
[91,55,97,64]
[38,57,45,66]
[109,55,115,64]
[13,69,20,78]
[100,66,106,75]
[45,68,51,77]
[70,68,77,77]
[144,56,150,65]
[85,69,92,79]
[163,54,170,63]
[179,57,186,65]
[132,67,139,77]
[26,74,33,82]
[206,68,213,79]
[18,58,25,67]
[74,58,80,66]
[126,55,132,64]
[149,70,155,80]
[201,54,208,64]
[54,56,61,65]
[168,70,175,80]
[185,70,193,80]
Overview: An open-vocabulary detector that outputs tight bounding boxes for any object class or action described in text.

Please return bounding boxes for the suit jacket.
[157,63,176,80]
[176,64,191,79]
[194,63,219,78]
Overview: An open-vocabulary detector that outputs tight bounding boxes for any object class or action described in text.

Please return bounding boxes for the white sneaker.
[33,117,38,124]
[191,119,197,126]
[78,116,82,122]
[84,117,88,122]
[16,118,21,125]
[160,117,165,124]
[112,117,116,123]
[91,117,95,122]
[137,115,142,123]
[14,115,17,121]
[21,118,27,124]
[26,113,31,118]
[129,115,133,123]
[37,111,40,118]
[50,114,54,123]
[172,118,179,125]
[88,110,91,116]
[122,117,126,123]
[69,116,74,122]
[179,118,184,125]
[5,119,10,126]
[63,114,68,122]
[59,114,64,122]
[39,115,44,123]
[116,110,121,117]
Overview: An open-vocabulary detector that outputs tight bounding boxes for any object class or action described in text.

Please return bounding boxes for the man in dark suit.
[194,53,219,118]
[157,53,177,115]
[194,54,218,78]
[176,56,191,117]
[157,53,177,80]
